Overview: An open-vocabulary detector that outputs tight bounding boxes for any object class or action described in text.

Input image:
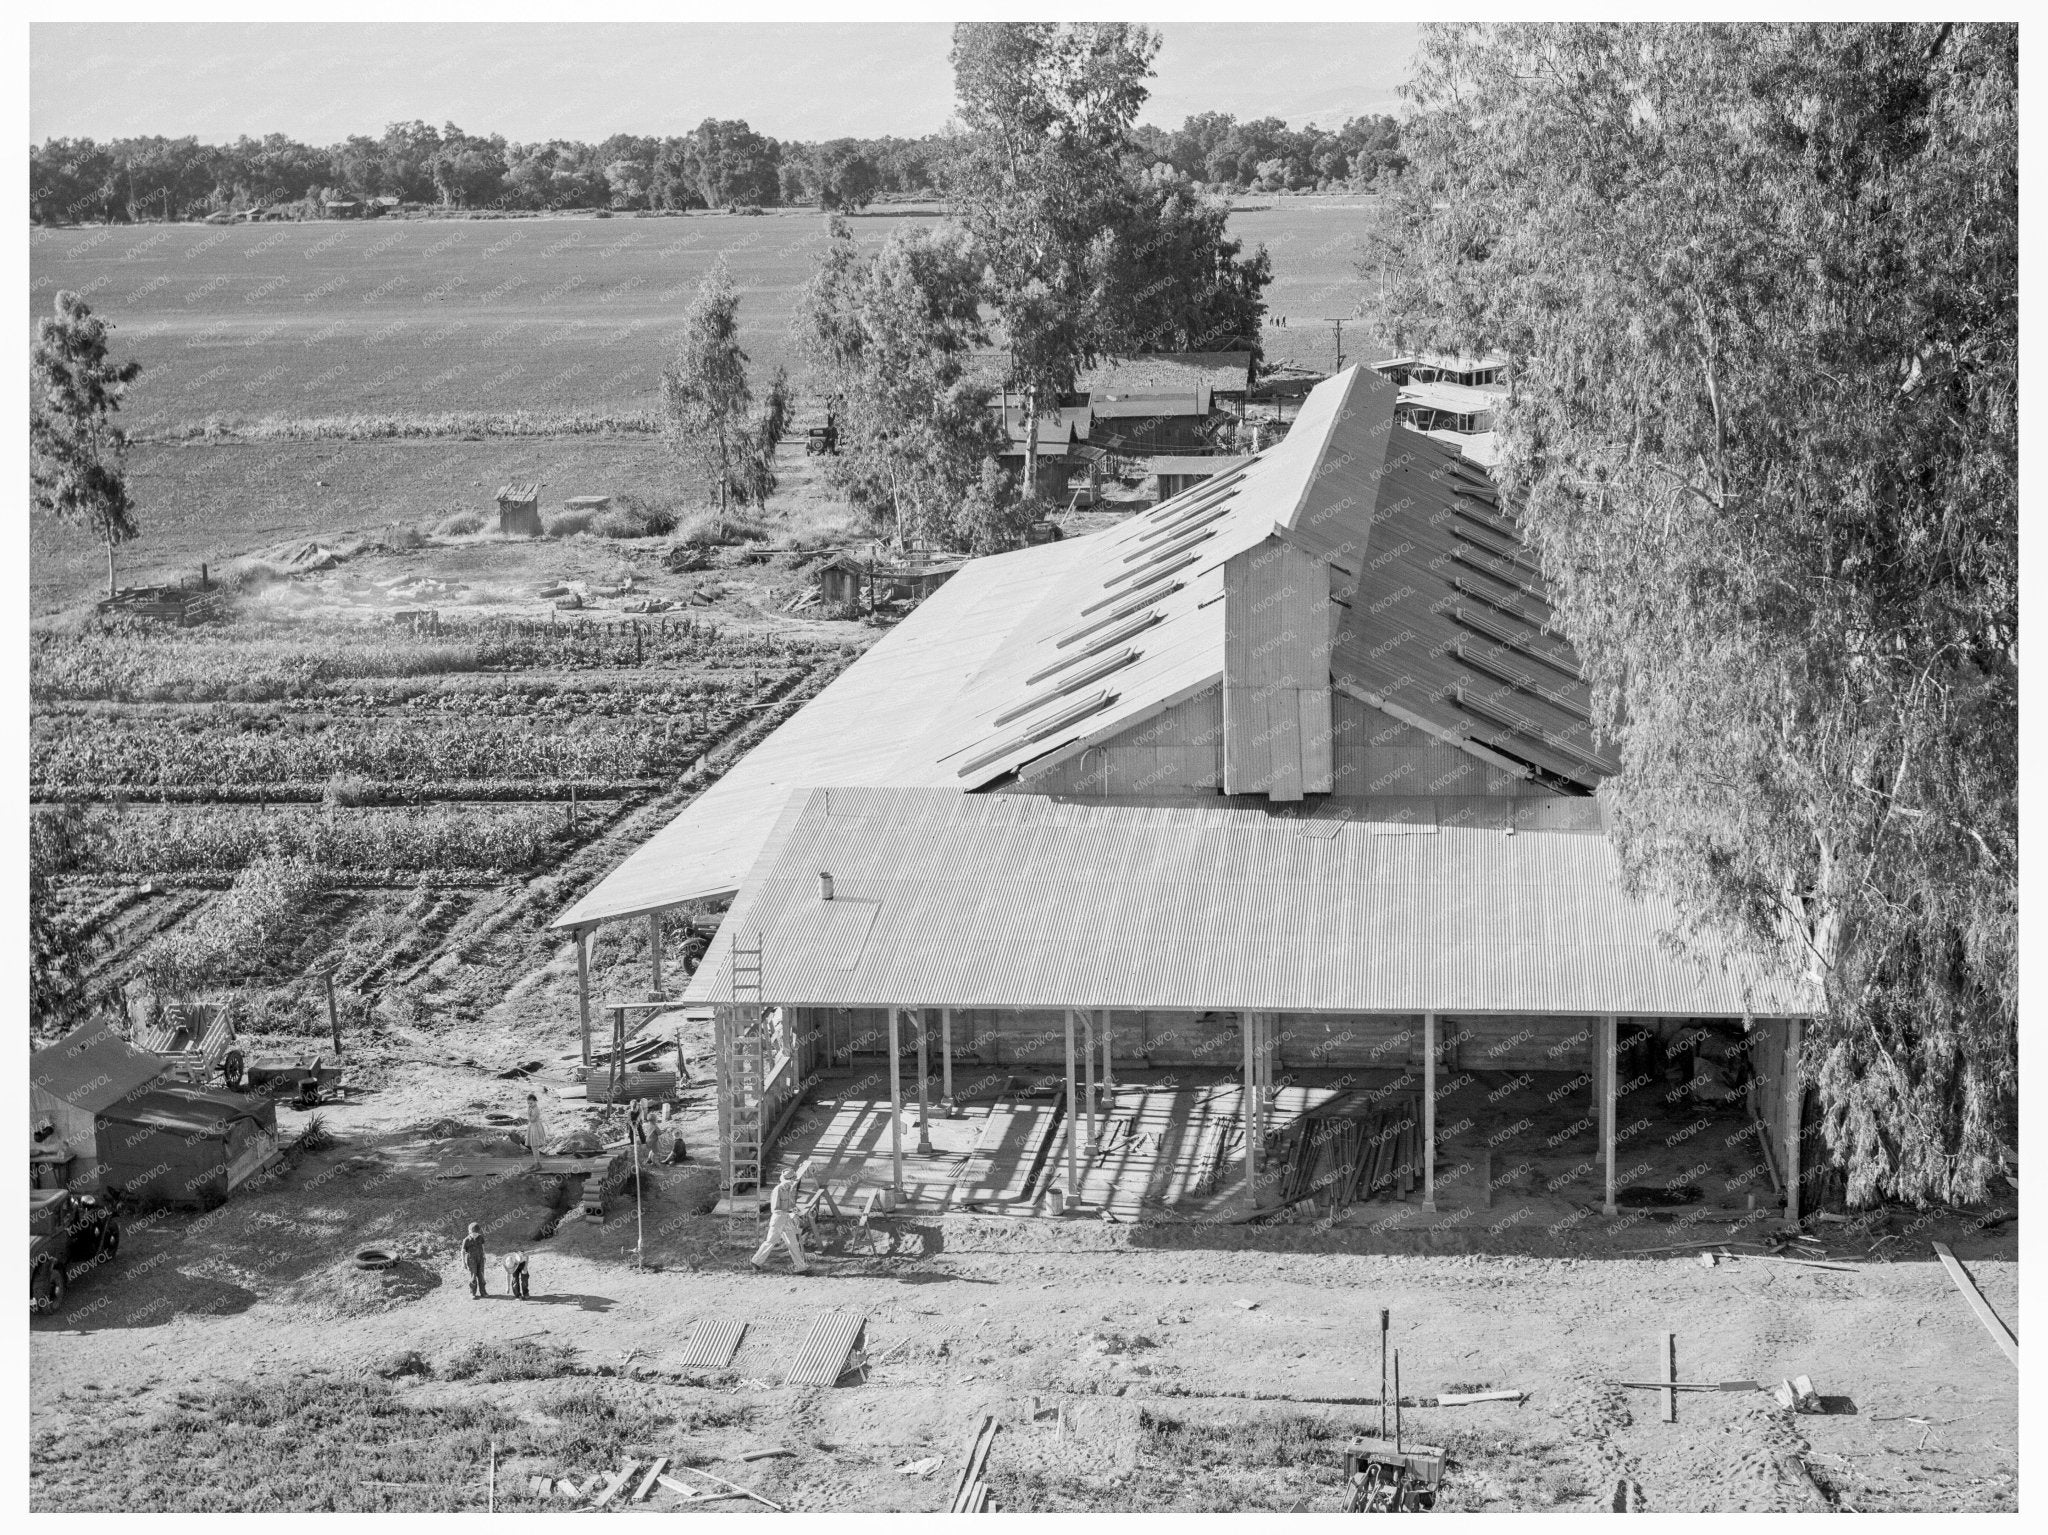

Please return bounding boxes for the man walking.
[749,1166,809,1274]
[462,1220,488,1297]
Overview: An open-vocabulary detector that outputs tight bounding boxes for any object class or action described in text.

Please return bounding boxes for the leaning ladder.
[722,936,767,1244]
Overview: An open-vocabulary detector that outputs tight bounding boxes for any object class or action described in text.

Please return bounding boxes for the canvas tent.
[96,1085,282,1210]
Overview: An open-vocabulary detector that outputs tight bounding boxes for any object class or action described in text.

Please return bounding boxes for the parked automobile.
[30,1188,120,1314]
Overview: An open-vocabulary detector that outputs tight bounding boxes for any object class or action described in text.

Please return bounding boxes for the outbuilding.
[30,1022,168,1192]
[95,1085,282,1211]
[496,482,544,538]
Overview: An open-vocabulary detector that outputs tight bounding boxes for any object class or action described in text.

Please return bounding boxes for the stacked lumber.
[948,1414,1000,1512]
[1271,1096,1422,1209]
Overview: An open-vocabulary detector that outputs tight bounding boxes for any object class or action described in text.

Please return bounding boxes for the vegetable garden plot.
[49,801,607,877]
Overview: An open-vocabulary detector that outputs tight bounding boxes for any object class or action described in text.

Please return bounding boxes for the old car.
[30,1187,120,1314]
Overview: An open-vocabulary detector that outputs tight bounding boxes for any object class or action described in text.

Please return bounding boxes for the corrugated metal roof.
[556,368,1396,926]
[1149,454,1255,477]
[1081,352,1256,397]
[1398,380,1501,416]
[552,536,1101,925]
[682,788,1815,1017]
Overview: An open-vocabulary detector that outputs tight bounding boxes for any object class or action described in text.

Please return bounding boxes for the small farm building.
[1081,352,1257,409]
[496,482,544,537]
[30,1022,168,1192]
[556,365,1821,1231]
[1149,453,1255,500]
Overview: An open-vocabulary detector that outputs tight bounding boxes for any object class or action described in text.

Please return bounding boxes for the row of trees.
[1369,22,2016,1207]
[29,109,1404,225]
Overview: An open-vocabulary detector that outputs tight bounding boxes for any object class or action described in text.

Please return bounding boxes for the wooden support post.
[1083,1010,1099,1155]
[1100,1009,1113,1094]
[322,970,342,1058]
[1422,1011,1437,1211]
[1064,1008,1080,1204]
[1660,1332,1677,1423]
[915,1007,931,1153]
[941,1008,954,1107]
[649,911,664,997]
[888,1007,905,1202]
[1782,1017,1804,1224]
[1242,1011,1259,1207]
[577,926,593,1068]
[1602,1014,1619,1216]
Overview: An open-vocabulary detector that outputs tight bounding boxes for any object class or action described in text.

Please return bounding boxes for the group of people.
[455,1093,810,1298]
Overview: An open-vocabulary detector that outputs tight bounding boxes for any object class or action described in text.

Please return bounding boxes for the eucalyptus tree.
[1367,23,2017,1204]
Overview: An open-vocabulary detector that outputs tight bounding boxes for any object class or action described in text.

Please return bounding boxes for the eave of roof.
[682,787,1814,1016]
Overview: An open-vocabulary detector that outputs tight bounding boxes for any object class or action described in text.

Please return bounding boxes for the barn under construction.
[555,365,1818,1237]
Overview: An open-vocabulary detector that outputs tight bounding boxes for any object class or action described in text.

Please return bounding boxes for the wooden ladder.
[722,937,767,1245]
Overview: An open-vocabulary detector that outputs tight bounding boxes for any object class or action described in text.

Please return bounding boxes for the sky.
[28,22,1417,146]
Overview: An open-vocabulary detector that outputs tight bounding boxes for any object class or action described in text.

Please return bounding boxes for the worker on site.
[504,1249,531,1299]
[749,1165,810,1274]
[462,1220,488,1298]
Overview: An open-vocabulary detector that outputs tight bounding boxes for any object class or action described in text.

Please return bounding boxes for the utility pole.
[1323,318,1350,373]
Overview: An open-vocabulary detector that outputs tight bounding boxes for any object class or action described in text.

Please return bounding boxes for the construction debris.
[949,1414,1000,1512]
[1775,1376,1823,1413]
[899,1457,943,1477]
[1698,1249,1853,1273]
[1932,1241,2019,1366]
[1611,1379,1760,1393]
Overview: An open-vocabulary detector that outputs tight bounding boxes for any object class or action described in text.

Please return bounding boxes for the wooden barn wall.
[1019,685,1224,795]
[1330,692,1562,799]
[799,1006,1604,1073]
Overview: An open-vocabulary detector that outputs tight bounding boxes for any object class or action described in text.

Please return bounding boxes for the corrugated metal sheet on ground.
[683,787,1814,1017]
[678,1318,747,1369]
[784,1311,867,1387]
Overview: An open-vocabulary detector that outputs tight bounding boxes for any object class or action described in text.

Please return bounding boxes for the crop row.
[30,620,846,704]
[45,802,602,876]
[31,716,699,789]
[31,779,657,806]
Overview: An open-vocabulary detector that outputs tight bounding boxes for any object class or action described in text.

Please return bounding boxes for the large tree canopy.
[947,22,1271,486]
[1368,23,2016,1206]
[792,217,1007,550]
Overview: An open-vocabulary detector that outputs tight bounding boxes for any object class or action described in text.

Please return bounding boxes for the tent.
[30,1022,168,1190]
[96,1085,282,1210]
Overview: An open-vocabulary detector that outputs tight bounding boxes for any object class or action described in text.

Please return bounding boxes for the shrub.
[673,509,768,548]
[382,523,427,551]
[593,509,649,539]
[221,559,288,595]
[545,510,595,538]
[321,772,375,807]
[434,511,484,537]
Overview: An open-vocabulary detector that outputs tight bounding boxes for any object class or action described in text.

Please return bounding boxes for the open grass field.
[27,199,1386,431]
[28,197,1388,612]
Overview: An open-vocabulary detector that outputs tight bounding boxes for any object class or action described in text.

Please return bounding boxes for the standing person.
[525,1092,547,1168]
[749,1166,809,1274]
[462,1220,488,1298]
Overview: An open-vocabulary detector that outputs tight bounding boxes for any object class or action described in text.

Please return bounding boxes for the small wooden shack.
[496,482,544,537]
[30,1021,169,1191]
[818,553,868,612]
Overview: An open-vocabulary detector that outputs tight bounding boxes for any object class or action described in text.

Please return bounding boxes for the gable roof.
[30,1021,167,1115]
[554,365,1607,926]
[680,787,1813,1017]
[1081,352,1257,397]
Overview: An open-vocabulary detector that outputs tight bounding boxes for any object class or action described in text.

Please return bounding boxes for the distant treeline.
[28,111,1403,225]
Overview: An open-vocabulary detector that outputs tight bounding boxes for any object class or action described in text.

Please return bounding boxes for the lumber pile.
[1273,1095,1422,1208]
[948,1414,1000,1512]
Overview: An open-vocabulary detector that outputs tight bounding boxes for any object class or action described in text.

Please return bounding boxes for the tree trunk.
[105,533,117,599]
[1022,384,1039,505]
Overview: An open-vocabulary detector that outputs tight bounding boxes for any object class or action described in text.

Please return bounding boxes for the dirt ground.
[30,982,2021,1513]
